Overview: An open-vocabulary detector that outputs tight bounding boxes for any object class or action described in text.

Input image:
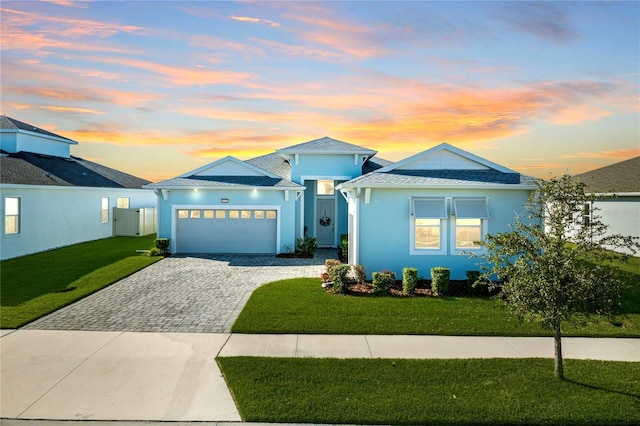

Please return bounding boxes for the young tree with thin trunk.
[475,175,639,379]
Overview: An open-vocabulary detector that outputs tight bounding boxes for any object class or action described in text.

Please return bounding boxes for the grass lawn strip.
[1,236,160,328]
[232,278,639,337]
[218,357,640,425]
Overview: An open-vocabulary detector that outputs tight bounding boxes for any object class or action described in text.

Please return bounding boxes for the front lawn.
[1,236,160,328]
[232,275,639,336]
[218,357,640,425]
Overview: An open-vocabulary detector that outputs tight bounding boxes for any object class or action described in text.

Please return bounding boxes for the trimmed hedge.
[402,267,418,294]
[431,267,450,294]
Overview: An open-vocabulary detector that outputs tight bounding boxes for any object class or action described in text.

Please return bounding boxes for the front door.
[316,198,335,246]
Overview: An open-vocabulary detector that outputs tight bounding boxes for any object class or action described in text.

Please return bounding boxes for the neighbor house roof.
[0,115,77,144]
[573,156,640,194]
[0,151,150,189]
[276,136,377,155]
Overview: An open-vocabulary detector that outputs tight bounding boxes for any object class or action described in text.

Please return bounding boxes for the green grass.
[218,357,640,425]
[232,275,640,336]
[1,236,160,328]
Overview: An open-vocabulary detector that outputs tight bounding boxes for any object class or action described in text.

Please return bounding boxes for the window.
[229,210,239,219]
[101,197,109,223]
[411,198,447,253]
[582,203,592,228]
[266,210,277,219]
[455,219,482,248]
[254,210,265,219]
[453,198,489,250]
[415,219,441,249]
[203,210,214,219]
[317,180,335,195]
[241,210,252,219]
[215,210,226,219]
[190,210,201,218]
[4,197,20,235]
[178,209,189,219]
[117,197,130,209]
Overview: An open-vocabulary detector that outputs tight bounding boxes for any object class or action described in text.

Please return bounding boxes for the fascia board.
[337,182,538,190]
[142,184,305,191]
[178,156,280,179]
[0,128,78,145]
[1,183,151,192]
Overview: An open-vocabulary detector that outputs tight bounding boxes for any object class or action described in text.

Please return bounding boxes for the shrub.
[402,267,418,294]
[154,238,170,256]
[325,259,342,273]
[431,267,450,295]
[340,234,349,259]
[296,235,318,256]
[329,264,351,294]
[466,270,481,288]
[372,270,396,294]
[353,264,366,284]
[147,247,164,257]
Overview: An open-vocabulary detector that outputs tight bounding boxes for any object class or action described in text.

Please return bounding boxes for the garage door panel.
[176,209,277,254]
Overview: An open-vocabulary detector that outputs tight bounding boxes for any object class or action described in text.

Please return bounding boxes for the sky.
[1,0,639,182]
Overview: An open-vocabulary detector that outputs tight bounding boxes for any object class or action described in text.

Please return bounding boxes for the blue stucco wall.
[156,188,296,253]
[290,154,363,182]
[356,187,534,280]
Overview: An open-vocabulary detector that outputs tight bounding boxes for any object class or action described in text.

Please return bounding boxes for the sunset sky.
[1,0,638,182]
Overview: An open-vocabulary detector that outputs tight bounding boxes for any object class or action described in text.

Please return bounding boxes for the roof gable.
[180,156,279,178]
[378,143,515,174]
[276,136,377,155]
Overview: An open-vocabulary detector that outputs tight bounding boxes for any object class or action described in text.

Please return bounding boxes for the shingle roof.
[573,156,640,193]
[246,152,291,179]
[145,175,302,189]
[341,169,536,188]
[0,152,150,189]
[276,136,377,154]
[0,115,77,143]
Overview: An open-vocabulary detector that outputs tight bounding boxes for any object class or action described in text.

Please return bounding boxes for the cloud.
[40,106,107,115]
[491,2,579,43]
[93,57,257,87]
[231,15,280,27]
[560,148,640,160]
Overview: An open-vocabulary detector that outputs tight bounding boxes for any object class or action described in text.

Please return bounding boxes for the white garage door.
[176,208,277,254]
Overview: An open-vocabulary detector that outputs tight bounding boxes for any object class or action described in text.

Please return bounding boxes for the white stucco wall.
[0,185,157,260]
[593,197,640,255]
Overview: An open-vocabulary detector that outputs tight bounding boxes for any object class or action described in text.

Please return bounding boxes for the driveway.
[23,251,332,333]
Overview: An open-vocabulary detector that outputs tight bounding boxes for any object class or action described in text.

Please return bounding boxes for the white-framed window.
[452,198,489,251]
[4,196,20,235]
[117,197,130,209]
[410,198,447,255]
[178,209,189,219]
[317,180,335,195]
[190,210,201,219]
[203,210,214,219]
[101,197,109,223]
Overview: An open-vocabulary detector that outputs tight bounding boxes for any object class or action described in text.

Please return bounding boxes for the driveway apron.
[22,251,332,333]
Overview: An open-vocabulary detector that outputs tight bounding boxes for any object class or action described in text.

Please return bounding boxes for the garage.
[176,208,278,254]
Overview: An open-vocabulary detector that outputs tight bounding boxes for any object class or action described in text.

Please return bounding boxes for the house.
[147,137,537,279]
[0,116,157,260]
[573,156,640,255]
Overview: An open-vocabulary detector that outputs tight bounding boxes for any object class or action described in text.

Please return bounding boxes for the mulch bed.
[334,282,440,297]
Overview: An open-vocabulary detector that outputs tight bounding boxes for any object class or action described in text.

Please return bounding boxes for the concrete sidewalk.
[1,330,638,422]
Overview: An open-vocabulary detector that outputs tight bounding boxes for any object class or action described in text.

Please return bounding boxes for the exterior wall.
[355,187,533,280]
[290,154,363,182]
[0,132,72,157]
[593,197,640,255]
[155,188,296,253]
[0,185,156,260]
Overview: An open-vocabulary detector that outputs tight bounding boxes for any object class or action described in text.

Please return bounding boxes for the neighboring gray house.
[1,116,157,260]
[574,156,640,254]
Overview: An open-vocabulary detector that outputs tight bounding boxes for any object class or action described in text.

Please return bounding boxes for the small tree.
[475,175,639,379]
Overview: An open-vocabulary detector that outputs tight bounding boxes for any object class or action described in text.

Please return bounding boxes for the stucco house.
[573,156,640,255]
[147,137,536,279]
[1,116,157,260]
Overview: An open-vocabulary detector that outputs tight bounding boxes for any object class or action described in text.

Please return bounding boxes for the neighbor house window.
[101,197,109,223]
[317,180,335,195]
[4,197,20,235]
[117,197,130,209]
[411,198,447,254]
[453,198,489,250]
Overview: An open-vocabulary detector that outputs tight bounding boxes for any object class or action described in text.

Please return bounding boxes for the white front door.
[316,198,335,246]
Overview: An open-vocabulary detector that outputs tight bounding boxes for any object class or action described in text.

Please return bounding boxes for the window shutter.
[412,198,447,219]
[453,198,489,219]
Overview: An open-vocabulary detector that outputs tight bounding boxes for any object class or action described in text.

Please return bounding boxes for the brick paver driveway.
[23,251,332,333]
